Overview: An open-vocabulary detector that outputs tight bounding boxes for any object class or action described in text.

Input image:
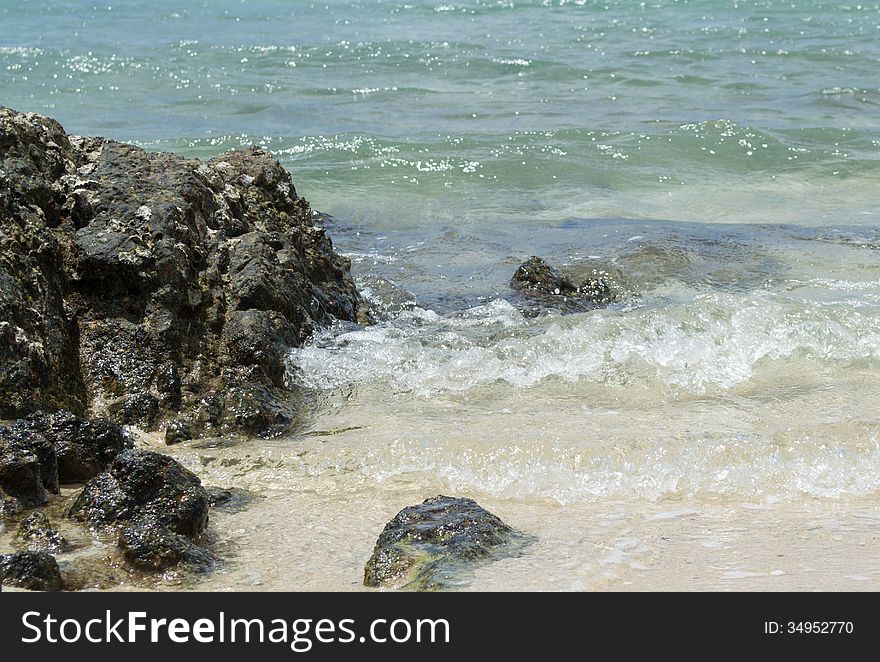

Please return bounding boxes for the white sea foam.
[288,291,880,397]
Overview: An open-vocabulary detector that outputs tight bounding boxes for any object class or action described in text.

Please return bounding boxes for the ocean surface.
[3,0,880,590]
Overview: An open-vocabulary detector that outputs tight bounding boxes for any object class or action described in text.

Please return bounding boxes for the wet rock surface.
[0,410,130,511]
[17,510,70,552]
[510,256,615,314]
[0,111,87,419]
[68,449,212,572]
[0,425,58,507]
[364,495,531,591]
[69,449,209,538]
[119,522,214,571]
[14,410,131,482]
[0,550,64,591]
[0,486,22,518]
[1,106,366,438]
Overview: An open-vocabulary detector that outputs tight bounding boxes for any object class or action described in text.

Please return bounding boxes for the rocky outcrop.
[1,106,366,438]
[68,449,212,571]
[0,111,87,418]
[364,495,531,591]
[510,256,615,313]
[0,551,64,591]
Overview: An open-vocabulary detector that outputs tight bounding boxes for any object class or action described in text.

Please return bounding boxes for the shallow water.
[2,0,880,590]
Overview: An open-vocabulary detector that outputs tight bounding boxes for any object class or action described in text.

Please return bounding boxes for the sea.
[3,0,880,590]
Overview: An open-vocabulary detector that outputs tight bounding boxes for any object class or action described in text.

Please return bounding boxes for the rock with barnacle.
[364,495,532,591]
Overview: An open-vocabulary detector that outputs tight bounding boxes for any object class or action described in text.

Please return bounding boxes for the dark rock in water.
[0,486,22,518]
[13,410,131,482]
[17,510,70,552]
[68,449,209,539]
[205,487,234,507]
[0,551,64,591]
[68,449,213,573]
[0,106,367,437]
[214,381,301,438]
[0,425,58,506]
[204,486,252,512]
[364,495,530,591]
[0,443,46,507]
[511,256,581,297]
[164,420,193,445]
[510,256,615,313]
[119,522,214,571]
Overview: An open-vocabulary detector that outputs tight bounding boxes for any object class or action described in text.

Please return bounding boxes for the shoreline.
[3,104,880,593]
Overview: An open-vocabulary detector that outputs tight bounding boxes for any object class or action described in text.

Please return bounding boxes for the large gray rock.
[364,495,531,591]
[0,106,366,438]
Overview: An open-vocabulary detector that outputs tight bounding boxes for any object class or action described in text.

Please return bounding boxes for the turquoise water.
[3,0,879,222]
[4,1,880,506]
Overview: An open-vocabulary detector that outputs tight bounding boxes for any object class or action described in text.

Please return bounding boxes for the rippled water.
[3,0,880,590]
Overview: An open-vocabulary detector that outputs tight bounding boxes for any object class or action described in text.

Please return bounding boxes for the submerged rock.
[364,495,530,591]
[0,106,367,438]
[511,256,581,297]
[17,511,70,553]
[204,486,252,512]
[510,256,615,313]
[0,551,64,591]
[68,449,209,538]
[58,555,129,592]
[164,420,193,446]
[0,486,22,519]
[119,522,214,571]
[205,487,234,507]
